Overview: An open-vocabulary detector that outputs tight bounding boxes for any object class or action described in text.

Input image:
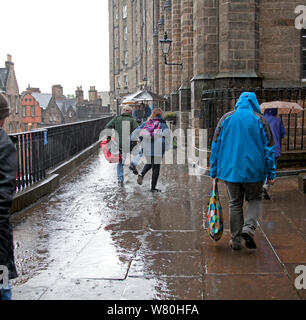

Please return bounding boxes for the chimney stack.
[75,86,84,105]
[52,84,64,99]
[5,54,14,70]
[89,86,98,103]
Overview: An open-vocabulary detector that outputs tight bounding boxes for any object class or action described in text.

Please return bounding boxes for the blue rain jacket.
[210,92,276,183]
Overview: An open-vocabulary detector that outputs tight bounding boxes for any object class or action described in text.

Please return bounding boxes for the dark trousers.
[141,156,162,189]
[225,181,264,242]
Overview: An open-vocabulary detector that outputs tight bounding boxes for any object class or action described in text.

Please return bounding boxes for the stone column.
[164,0,172,111]
[191,0,218,129]
[217,0,261,88]
[170,0,181,112]
[179,0,193,145]
[153,0,160,94]
[158,0,165,97]
[191,0,219,167]
[179,0,193,113]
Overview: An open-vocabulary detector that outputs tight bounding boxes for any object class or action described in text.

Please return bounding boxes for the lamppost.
[159,32,183,70]
[114,98,120,116]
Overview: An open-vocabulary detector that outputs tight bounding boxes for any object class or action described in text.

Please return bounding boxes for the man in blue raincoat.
[210,92,276,250]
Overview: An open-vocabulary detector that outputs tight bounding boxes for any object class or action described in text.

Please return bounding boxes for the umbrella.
[121,90,142,104]
[132,89,165,102]
[260,101,304,114]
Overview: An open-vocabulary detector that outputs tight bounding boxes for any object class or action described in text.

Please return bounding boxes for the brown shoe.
[137,175,143,185]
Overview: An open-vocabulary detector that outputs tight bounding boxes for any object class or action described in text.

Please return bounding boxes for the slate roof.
[56,98,76,114]
[31,93,53,110]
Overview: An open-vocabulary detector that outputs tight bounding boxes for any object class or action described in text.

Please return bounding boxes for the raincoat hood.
[235,92,262,114]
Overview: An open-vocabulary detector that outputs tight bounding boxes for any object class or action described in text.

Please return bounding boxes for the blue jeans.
[0,284,12,300]
[117,153,127,182]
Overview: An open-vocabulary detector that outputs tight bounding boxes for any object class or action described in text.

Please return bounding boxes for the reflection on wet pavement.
[11,151,305,300]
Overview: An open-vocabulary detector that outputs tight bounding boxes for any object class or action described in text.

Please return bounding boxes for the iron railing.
[9,116,113,192]
[202,87,306,151]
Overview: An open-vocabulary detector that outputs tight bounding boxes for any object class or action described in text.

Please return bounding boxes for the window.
[302,29,306,79]
[115,30,119,46]
[123,26,128,40]
[123,4,127,19]
[124,75,128,88]
[31,106,35,117]
[22,106,26,117]
[15,96,18,114]
[116,76,121,89]
[124,51,128,65]
[115,8,118,20]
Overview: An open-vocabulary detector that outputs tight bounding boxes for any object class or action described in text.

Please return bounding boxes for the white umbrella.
[133,89,165,102]
[260,101,304,114]
[121,90,142,105]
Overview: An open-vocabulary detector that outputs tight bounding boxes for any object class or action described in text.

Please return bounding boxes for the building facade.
[0,55,22,133]
[21,92,43,131]
[109,0,306,129]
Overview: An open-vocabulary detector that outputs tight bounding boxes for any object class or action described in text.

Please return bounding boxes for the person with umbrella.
[262,108,286,199]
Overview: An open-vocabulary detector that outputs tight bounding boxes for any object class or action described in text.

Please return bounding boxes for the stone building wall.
[2,55,22,134]
[259,0,306,87]
[109,0,306,117]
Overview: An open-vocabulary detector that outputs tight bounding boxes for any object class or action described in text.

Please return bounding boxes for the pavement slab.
[129,252,204,278]
[10,151,306,300]
[204,274,300,300]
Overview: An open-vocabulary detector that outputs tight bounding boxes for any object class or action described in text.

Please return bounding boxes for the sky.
[1,0,109,98]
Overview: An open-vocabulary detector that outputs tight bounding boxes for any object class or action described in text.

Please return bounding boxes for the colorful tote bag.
[205,179,224,241]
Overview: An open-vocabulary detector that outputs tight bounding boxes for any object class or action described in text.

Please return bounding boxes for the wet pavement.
[10,150,306,300]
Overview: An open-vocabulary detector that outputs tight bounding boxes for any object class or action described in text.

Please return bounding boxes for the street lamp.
[159,32,183,70]
[114,98,120,116]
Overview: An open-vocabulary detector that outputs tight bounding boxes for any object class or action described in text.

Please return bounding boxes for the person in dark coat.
[0,93,18,300]
[105,105,139,185]
[131,108,171,192]
[262,108,286,199]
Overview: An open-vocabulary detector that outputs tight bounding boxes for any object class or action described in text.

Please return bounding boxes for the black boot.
[129,164,138,175]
